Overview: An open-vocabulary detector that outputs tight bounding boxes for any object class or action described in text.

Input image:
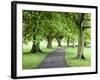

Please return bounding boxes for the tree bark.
[47,36,53,48]
[56,37,63,47]
[84,40,87,47]
[31,42,42,53]
[77,28,85,59]
[67,37,70,47]
[76,13,85,59]
[31,35,42,53]
[72,38,75,47]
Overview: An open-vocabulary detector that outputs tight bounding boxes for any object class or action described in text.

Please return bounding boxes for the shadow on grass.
[23,51,49,55]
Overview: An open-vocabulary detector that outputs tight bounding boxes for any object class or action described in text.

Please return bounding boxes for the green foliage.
[22,11,91,68]
[23,11,46,44]
[23,10,91,45]
[84,29,91,45]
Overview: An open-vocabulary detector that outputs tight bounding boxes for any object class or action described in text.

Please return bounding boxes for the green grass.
[22,40,67,69]
[65,47,91,67]
[22,40,59,69]
[23,40,91,69]
[23,48,55,69]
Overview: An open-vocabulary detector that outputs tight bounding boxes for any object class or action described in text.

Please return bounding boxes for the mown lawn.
[22,40,60,69]
[23,48,55,69]
[65,47,91,67]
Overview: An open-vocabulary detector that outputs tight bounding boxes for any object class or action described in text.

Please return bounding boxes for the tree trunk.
[56,37,63,47]
[31,36,42,53]
[72,38,75,47]
[77,28,85,59]
[47,36,53,48]
[67,37,70,47]
[31,42,42,53]
[84,40,87,47]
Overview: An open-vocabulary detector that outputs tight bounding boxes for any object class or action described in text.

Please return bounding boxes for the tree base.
[47,46,52,48]
[76,54,85,60]
[31,44,42,53]
[80,55,85,59]
[58,45,62,47]
[31,49,42,53]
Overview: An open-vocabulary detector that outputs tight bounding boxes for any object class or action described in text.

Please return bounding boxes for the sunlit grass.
[22,40,61,69]
[65,47,91,67]
[23,48,55,69]
[23,40,91,69]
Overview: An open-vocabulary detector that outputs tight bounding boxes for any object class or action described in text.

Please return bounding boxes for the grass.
[23,40,91,69]
[23,48,55,69]
[22,40,60,69]
[65,47,91,67]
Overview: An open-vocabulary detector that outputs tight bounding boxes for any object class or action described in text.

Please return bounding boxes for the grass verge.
[22,48,55,69]
[65,47,91,67]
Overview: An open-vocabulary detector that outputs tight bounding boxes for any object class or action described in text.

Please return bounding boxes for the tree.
[54,13,67,47]
[23,10,91,56]
[23,11,45,53]
[56,36,63,47]
[63,13,78,47]
[40,12,56,48]
[71,13,91,59]
[42,12,68,48]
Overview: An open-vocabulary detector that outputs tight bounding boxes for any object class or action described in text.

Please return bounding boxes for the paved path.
[38,48,68,68]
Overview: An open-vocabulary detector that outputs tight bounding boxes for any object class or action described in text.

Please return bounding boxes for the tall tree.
[23,11,44,53]
[41,12,56,48]
[71,13,91,59]
[77,14,85,59]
